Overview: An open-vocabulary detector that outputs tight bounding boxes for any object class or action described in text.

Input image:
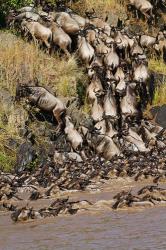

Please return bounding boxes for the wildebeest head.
[15,84,32,101]
[85,8,97,19]
[6,10,16,27]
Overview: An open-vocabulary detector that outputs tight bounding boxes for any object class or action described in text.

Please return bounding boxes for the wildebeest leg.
[43,39,51,54]
[143,10,151,20]
[50,45,55,56]
[148,73,155,104]
[44,40,50,48]
[31,34,38,47]
[142,83,148,108]
[52,108,64,131]
[135,10,139,19]
[63,48,70,58]
[24,29,29,38]
[80,150,87,160]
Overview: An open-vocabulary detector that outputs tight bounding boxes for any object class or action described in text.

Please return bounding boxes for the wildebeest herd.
[7,0,166,160]
[0,0,166,222]
[1,167,166,222]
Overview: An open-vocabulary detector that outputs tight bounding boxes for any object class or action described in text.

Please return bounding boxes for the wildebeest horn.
[156,128,166,139]
[96,51,108,56]
[94,89,101,94]
[107,40,114,45]
[92,65,103,69]
[103,114,116,121]
[77,30,85,36]
[88,65,103,70]
[94,89,105,96]
[26,17,33,22]
[85,8,96,18]
[84,24,96,31]
[116,38,122,44]
[91,126,102,134]
[95,126,102,131]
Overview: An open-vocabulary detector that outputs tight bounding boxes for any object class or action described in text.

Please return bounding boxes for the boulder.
[15,141,37,173]
[152,105,166,128]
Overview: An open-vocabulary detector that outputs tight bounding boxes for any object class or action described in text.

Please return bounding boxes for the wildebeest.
[64,116,83,150]
[77,35,95,65]
[7,2,166,161]
[49,21,72,55]
[103,42,120,70]
[129,0,153,19]
[21,20,52,49]
[16,85,66,130]
[55,12,80,34]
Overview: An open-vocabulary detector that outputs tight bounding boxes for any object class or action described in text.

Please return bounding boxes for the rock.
[15,141,37,173]
[8,138,19,150]
[54,151,83,164]
[107,13,119,27]
[67,152,83,162]
[127,23,144,35]
[0,89,13,108]
[151,105,166,128]
[54,151,66,164]
[155,105,166,128]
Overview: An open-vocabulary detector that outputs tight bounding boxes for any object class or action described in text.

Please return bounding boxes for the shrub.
[148,58,166,75]
[0,151,15,172]
[0,0,33,27]
[153,83,166,106]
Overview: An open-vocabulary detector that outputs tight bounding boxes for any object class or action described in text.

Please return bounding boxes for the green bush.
[0,151,15,172]
[0,0,33,27]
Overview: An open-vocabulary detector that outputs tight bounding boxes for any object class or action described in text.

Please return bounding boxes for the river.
[0,179,166,250]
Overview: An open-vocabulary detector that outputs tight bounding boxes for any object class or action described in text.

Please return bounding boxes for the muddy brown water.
[0,179,166,250]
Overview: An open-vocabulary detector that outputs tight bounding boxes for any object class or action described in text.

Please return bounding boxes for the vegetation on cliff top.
[0,0,33,26]
[0,0,123,27]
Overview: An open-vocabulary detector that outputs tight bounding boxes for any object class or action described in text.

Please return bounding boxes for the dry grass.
[144,83,166,119]
[0,31,86,97]
[0,99,27,171]
[147,58,166,115]
[0,131,17,172]
[70,0,123,17]
[0,30,88,171]
[148,58,166,75]
[82,97,91,114]
[153,83,166,106]
[147,58,166,108]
